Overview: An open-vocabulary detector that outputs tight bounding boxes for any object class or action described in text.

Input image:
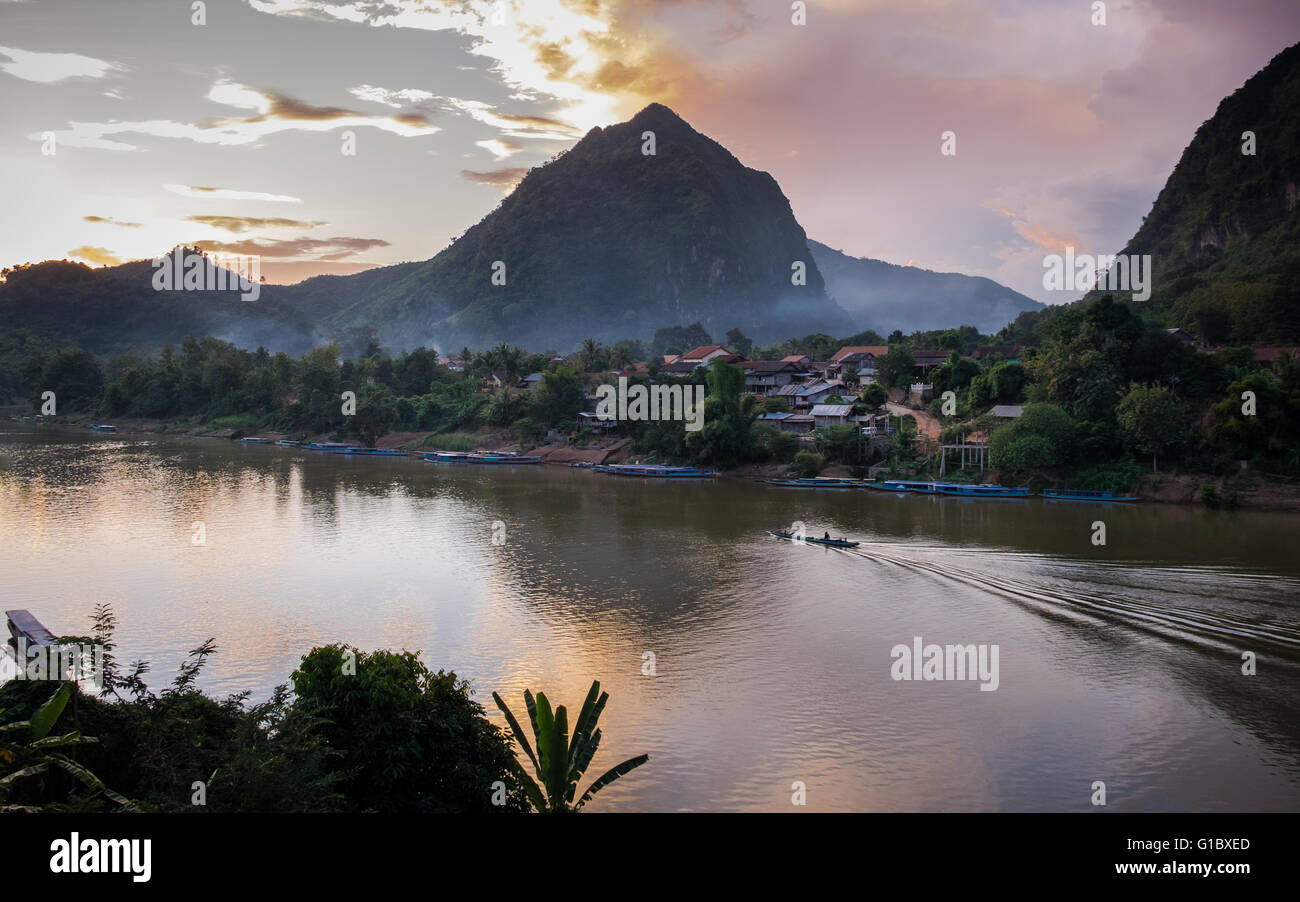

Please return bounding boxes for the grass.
[209,413,262,430]
[421,432,477,451]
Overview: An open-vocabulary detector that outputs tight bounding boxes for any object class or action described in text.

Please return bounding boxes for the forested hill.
[1086,40,1300,344]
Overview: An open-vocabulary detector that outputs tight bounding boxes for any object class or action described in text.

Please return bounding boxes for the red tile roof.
[831,345,889,363]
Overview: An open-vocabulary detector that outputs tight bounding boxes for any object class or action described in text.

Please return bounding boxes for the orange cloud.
[67,246,122,265]
[460,167,529,187]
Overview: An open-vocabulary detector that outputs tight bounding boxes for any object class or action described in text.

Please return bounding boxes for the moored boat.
[595,464,716,477]
[768,529,860,548]
[935,482,1031,498]
[5,609,56,649]
[342,447,409,456]
[425,450,472,462]
[88,424,117,433]
[765,477,856,488]
[275,439,301,447]
[239,436,271,444]
[1043,488,1139,503]
[306,442,351,452]
[468,451,542,464]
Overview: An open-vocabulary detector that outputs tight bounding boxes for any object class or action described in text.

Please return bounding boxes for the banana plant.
[493,680,647,812]
[0,681,134,812]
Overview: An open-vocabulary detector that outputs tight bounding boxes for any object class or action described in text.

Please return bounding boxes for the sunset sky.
[1,0,1297,303]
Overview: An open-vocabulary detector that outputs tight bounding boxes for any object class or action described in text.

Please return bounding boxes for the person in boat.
[823,532,830,540]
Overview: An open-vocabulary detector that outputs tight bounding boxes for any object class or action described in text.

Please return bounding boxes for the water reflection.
[2,426,1298,811]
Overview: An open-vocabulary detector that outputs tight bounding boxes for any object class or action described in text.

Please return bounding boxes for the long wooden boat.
[6,609,56,648]
[769,529,860,548]
[342,447,409,457]
[275,440,301,447]
[765,477,856,488]
[595,464,716,478]
[935,483,1031,498]
[239,436,271,444]
[424,451,472,462]
[1043,488,1140,503]
[468,451,542,464]
[88,424,117,433]
[306,442,351,452]
[864,480,1028,498]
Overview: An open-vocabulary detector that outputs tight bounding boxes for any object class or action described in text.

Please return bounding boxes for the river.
[2,426,1298,811]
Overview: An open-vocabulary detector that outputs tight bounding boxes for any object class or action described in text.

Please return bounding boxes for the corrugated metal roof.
[811,404,854,417]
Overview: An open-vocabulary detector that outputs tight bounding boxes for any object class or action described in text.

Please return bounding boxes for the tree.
[530,365,584,426]
[989,403,1077,470]
[725,328,753,357]
[1116,383,1188,472]
[684,359,759,467]
[875,346,914,388]
[860,381,888,409]
[292,645,528,813]
[492,680,648,813]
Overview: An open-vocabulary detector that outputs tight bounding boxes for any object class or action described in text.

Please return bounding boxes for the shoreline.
[7,416,1300,513]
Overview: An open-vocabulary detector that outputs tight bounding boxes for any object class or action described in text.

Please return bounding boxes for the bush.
[793,450,825,477]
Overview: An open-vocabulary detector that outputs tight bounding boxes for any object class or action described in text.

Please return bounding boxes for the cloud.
[66,246,122,265]
[164,184,302,203]
[40,81,440,151]
[0,45,123,83]
[460,167,528,187]
[192,236,390,260]
[475,137,522,159]
[187,215,327,232]
[84,215,142,228]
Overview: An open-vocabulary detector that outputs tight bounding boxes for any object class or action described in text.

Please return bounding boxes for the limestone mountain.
[808,240,1042,335]
[1087,41,1300,344]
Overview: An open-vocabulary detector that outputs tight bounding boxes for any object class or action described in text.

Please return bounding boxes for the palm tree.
[493,680,648,813]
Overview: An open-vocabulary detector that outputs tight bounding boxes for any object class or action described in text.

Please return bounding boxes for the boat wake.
[844,542,1300,659]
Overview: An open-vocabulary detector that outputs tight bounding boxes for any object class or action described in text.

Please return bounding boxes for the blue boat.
[89,424,117,433]
[863,480,1029,498]
[1043,488,1139,503]
[935,483,1031,498]
[468,451,542,464]
[769,529,860,548]
[425,451,472,462]
[765,477,856,488]
[306,442,351,452]
[343,447,409,456]
[595,464,716,478]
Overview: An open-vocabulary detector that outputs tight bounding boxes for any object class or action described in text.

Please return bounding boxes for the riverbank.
[9,415,1300,512]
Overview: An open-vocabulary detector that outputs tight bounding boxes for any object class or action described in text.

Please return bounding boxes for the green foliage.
[1116,382,1191,471]
[492,680,648,812]
[859,381,888,409]
[292,645,528,813]
[793,450,825,477]
[683,359,759,467]
[989,403,1077,471]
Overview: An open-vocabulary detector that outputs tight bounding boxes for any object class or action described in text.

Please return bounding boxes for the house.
[485,371,509,389]
[811,403,854,428]
[660,360,703,376]
[781,354,813,368]
[521,372,544,390]
[912,349,951,373]
[742,359,800,396]
[854,412,892,436]
[613,363,651,379]
[826,345,889,382]
[1165,329,1195,348]
[438,356,465,373]
[971,345,1024,364]
[989,405,1024,419]
[1253,347,1300,368]
[678,345,735,366]
[757,411,818,433]
[777,380,843,409]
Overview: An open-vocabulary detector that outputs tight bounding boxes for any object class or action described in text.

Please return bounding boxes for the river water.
[2,426,1298,811]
